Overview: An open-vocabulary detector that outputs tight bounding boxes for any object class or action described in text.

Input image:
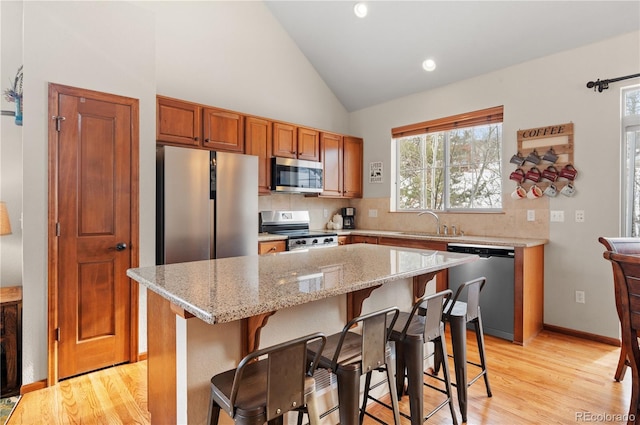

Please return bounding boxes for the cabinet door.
[273,122,297,158]
[258,240,286,254]
[338,235,351,246]
[297,127,320,162]
[245,117,272,195]
[157,96,201,147]
[321,132,343,197]
[351,235,378,244]
[202,107,244,152]
[343,136,363,198]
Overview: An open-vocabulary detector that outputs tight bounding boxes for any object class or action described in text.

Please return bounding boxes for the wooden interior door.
[48,83,139,381]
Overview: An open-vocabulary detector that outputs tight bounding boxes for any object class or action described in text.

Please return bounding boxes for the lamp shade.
[0,202,12,236]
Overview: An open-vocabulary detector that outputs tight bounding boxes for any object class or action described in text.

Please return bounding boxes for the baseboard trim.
[543,324,620,347]
[138,352,148,361]
[20,379,47,395]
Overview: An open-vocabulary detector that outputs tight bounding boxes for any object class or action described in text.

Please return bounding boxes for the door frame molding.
[47,83,140,385]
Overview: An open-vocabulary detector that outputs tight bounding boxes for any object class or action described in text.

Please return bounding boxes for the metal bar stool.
[366,289,458,425]
[304,306,401,425]
[207,332,326,425]
[432,276,492,423]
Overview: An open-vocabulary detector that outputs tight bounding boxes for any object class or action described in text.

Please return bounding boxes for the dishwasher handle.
[447,243,515,259]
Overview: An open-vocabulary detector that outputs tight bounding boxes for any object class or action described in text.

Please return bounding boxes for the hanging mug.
[525,166,541,182]
[511,185,527,199]
[525,149,541,165]
[559,164,578,181]
[510,152,526,166]
[541,165,559,182]
[542,147,559,163]
[509,168,526,183]
[543,184,558,197]
[527,184,543,199]
[560,183,577,197]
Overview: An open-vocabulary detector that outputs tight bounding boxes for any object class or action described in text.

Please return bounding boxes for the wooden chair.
[207,332,326,425]
[602,251,640,424]
[598,237,640,381]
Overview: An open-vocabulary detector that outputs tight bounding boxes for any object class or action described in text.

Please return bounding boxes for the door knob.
[115,242,127,251]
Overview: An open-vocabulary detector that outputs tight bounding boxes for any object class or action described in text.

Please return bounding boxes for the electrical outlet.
[575,210,585,223]
[575,290,585,304]
[323,209,328,218]
[550,210,564,222]
[527,210,535,221]
[368,209,378,218]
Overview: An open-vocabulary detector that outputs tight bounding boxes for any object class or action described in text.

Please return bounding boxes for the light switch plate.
[527,210,535,221]
[368,209,378,218]
[550,210,564,222]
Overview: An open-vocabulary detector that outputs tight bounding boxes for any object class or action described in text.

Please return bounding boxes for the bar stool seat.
[305,306,402,425]
[432,276,492,423]
[207,332,326,425]
[365,290,458,425]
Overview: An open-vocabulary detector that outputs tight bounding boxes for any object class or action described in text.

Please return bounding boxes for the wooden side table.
[1,286,22,397]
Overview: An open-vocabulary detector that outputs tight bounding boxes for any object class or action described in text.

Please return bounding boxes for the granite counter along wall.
[350,197,550,239]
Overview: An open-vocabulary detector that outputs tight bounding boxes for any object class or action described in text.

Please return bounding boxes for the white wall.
[349,31,640,339]
[21,0,156,384]
[150,0,349,134]
[0,1,24,287]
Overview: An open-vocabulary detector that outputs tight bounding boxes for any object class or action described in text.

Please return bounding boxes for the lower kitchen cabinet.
[338,235,350,245]
[258,240,286,254]
[351,235,378,244]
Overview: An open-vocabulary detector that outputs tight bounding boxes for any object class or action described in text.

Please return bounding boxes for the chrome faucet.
[417,211,440,235]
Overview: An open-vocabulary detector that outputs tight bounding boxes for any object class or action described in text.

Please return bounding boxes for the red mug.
[509,168,526,183]
[559,164,578,181]
[541,165,559,182]
[525,166,541,182]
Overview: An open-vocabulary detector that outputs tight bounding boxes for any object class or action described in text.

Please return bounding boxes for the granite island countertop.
[127,243,478,325]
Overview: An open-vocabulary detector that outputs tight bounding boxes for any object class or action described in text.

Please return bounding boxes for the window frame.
[622,85,640,236]
[391,106,504,213]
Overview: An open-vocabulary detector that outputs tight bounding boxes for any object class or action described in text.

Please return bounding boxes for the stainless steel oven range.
[259,210,338,251]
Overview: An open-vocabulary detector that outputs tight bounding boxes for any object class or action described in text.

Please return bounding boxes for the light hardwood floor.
[7,330,632,424]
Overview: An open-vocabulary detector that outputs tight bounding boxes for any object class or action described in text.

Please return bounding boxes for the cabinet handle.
[194,137,198,141]
[205,138,210,143]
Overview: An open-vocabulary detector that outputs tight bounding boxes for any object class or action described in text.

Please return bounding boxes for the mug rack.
[511,122,576,195]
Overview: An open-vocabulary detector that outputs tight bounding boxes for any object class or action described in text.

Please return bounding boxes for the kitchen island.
[127,243,478,425]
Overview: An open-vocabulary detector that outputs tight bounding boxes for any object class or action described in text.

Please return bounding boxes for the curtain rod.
[586,73,640,93]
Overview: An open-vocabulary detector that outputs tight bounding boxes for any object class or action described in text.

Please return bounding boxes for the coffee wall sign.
[510,122,577,199]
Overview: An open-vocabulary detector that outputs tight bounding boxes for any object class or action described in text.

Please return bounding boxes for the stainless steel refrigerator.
[156,146,258,264]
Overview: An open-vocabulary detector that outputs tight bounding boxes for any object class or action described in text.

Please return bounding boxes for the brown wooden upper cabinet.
[273,122,320,162]
[320,133,363,198]
[202,107,244,152]
[157,96,202,147]
[245,116,273,195]
[157,96,244,154]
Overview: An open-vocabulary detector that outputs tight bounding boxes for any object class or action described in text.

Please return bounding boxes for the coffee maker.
[341,207,356,229]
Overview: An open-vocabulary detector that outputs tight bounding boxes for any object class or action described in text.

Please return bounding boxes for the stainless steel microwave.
[271,157,323,193]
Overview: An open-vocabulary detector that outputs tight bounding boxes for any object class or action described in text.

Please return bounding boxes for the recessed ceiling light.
[422,59,436,72]
[354,2,368,18]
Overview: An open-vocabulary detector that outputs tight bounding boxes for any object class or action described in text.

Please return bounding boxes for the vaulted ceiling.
[265,1,640,111]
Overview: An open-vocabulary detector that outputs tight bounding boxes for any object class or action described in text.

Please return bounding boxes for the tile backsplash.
[349,197,549,239]
[258,194,549,239]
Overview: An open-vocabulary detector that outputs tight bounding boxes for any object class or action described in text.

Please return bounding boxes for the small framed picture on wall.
[370,161,383,184]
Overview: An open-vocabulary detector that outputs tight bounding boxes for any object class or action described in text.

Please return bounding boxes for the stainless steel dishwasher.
[447,243,515,341]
